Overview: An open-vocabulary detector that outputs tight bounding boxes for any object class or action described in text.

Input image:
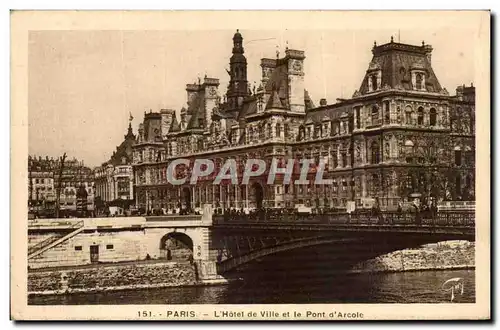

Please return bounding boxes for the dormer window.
[371,75,378,91]
[367,62,381,93]
[416,73,423,90]
[411,66,426,91]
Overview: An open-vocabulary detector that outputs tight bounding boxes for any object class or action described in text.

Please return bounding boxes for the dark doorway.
[182,187,191,211]
[90,245,99,263]
[252,182,264,209]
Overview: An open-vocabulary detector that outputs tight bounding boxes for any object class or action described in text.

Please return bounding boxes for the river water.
[29,269,474,305]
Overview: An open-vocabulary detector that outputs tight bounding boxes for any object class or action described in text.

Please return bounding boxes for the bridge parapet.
[28,213,211,231]
[213,210,475,228]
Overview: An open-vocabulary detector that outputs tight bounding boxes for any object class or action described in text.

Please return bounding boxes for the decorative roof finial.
[391,36,394,43]
[373,41,377,47]
[276,45,280,59]
[422,40,425,46]
[286,40,289,51]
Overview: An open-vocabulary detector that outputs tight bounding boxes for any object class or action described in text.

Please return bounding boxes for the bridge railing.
[212,210,475,228]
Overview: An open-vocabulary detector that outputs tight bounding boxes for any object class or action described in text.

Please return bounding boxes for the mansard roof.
[237,98,258,118]
[266,88,285,109]
[358,40,442,94]
[105,124,136,166]
[303,103,352,124]
[169,115,181,133]
[304,90,315,110]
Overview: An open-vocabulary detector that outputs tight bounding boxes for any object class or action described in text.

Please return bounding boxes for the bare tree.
[397,132,471,202]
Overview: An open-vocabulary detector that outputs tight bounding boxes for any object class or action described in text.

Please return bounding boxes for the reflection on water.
[29,269,474,305]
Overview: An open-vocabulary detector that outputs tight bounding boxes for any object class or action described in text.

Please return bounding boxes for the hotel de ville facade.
[131,31,475,213]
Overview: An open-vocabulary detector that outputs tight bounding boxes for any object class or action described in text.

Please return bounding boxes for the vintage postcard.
[11,10,490,320]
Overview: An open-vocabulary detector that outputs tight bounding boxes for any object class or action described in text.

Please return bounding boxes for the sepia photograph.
[11,10,490,320]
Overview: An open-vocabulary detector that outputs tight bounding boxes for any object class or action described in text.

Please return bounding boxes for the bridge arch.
[216,232,474,274]
[159,232,193,261]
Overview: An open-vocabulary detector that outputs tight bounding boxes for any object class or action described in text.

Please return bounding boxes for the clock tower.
[226,29,249,114]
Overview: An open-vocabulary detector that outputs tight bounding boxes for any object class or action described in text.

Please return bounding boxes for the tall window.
[284,124,289,138]
[355,107,361,129]
[276,123,281,138]
[371,106,379,126]
[417,107,424,125]
[405,140,414,163]
[332,151,338,168]
[405,108,412,125]
[371,141,380,164]
[429,108,437,126]
[384,101,390,124]
[416,73,423,90]
[371,75,378,91]
[454,149,462,166]
[341,151,347,167]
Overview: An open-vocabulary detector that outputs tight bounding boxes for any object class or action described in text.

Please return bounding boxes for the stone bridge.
[205,210,475,279]
[28,206,475,283]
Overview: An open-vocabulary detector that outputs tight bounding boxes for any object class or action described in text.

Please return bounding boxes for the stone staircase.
[28,220,84,259]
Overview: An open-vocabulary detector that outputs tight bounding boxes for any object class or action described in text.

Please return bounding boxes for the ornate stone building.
[94,123,136,203]
[132,31,475,212]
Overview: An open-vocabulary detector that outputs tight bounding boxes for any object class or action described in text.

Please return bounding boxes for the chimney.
[260,58,277,87]
[160,109,175,137]
[319,98,327,106]
[424,44,433,64]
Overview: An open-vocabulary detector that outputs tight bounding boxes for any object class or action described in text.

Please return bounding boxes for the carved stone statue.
[355,143,362,163]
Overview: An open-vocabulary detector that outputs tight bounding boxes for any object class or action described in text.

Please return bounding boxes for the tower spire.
[226,30,248,112]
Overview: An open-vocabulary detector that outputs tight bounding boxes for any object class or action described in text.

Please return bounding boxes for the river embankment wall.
[28,240,474,296]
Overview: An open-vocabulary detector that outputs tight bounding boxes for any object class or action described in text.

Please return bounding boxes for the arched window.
[417,107,424,125]
[371,75,378,91]
[267,123,272,138]
[371,106,379,126]
[404,140,414,163]
[298,125,305,141]
[405,106,412,125]
[371,141,380,164]
[276,123,281,138]
[384,101,391,124]
[429,108,437,126]
[416,73,423,90]
[284,123,289,138]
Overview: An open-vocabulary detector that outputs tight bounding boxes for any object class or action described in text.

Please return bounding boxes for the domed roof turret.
[233,29,242,41]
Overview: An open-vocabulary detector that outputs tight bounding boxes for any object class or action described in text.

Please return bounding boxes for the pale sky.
[28,28,475,167]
